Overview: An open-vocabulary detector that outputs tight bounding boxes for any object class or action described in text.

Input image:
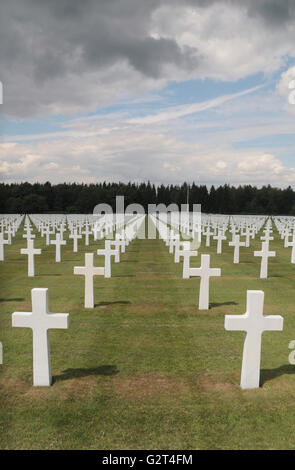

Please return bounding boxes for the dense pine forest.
[1,181,295,215]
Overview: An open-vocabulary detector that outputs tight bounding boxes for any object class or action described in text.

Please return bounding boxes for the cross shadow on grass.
[260,364,295,386]
[112,274,135,278]
[37,274,62,277]
[0,297,24,302]
[209,301,238,308]
[95,301,131,307]
[53,365,119,383]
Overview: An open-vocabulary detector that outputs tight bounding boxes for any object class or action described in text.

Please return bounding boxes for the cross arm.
[188,267,202,277]
[264,315,283,331]
[47,313,69,330]
[254,251,262,256]
[12,312,32,328]
[74,266,86,276]
[225,314,248,331]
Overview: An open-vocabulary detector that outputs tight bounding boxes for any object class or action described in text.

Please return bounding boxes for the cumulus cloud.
[277,65,295,117]
[0,127,294,187]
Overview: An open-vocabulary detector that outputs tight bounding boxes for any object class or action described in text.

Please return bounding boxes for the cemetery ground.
[1,221,295,450]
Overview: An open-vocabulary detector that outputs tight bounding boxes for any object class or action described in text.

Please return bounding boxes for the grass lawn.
[1,218,295,449]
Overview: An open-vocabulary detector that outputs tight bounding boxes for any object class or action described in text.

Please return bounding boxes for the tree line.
[1,181,295,215]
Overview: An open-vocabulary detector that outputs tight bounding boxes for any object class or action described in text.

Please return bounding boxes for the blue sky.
[1,0,295,187]
[0,72,270,135]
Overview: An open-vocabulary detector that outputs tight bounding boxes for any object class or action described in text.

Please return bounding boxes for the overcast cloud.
[1,0,295,117]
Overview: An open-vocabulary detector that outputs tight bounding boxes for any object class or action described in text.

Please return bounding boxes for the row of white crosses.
[0,212,289,390]
[201,217,278,278]
[73,215,145,308]
[0,214,24,260]
[0,232,9,261]
[31,214,101,251]
[151,213,221,310]
[18,213,143,277]
[0,214,281,281]
[9,214,146,386]
[147,214,285,390]
[9,286,285,391]
[13,213,278,279]
[23,214,281,284]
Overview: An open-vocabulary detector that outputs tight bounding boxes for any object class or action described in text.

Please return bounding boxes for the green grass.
[1,220,295,449]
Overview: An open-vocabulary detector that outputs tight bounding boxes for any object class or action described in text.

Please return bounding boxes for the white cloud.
[43,162,59,170]
[237,153,284,175]
[277,65,295,117]
[151,3,292,81]
[128,85,264,124]
[1,127,295,187]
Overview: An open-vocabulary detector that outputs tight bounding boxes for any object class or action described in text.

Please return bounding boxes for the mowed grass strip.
[1,220,295,449]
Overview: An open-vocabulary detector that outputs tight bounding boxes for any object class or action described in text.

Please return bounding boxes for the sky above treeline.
[1,0,295,187]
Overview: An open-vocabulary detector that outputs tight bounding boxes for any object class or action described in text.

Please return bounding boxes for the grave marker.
[12,288,69,386]
[225,290,283,389]
[74,253,104,308]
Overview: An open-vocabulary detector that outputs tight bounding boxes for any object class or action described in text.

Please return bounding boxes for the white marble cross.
[5,226,14,244]
[204,226,214,247]
[225,290,283,389]
[115,234,126,253]
[43,226,54,246]
[23,225,35,241]
[189,254,221,309]
[240,228,251,248]
[260,231,274,247]
[254,241,276,278]
[229,235,246,264]
[244,231,251,248]
[50,233,66,262]
[97,240,118,278]
[169,234,179,254]
[175,241,190,263]
[213,231,227,254]
[82,225,92,246]
[21,239,42,277]
[74,253,104,308]
[12,288,69,386]
[69,229,82,253]
[58,225,66,241]
[284,230,291,248]
[92,223,102,241]
[110,240,123,263]
[179,249,198,278]
[0,232,9,261]
[286,233,295,264]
